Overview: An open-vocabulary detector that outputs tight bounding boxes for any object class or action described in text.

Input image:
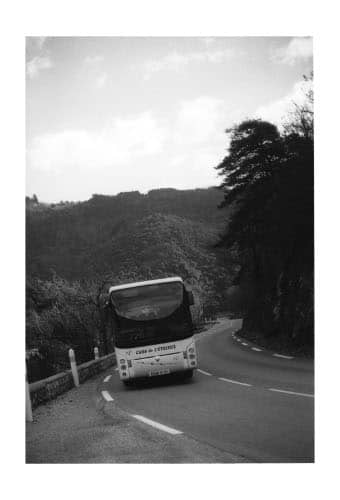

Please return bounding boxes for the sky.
[26,36,313,203]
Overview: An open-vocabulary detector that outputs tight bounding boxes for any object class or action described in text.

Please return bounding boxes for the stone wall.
[29,353,116,409]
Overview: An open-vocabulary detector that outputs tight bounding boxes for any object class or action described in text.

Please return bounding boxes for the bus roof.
[109,276,183,294]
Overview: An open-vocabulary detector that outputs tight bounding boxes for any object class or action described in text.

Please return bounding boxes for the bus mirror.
[188,291,194,306]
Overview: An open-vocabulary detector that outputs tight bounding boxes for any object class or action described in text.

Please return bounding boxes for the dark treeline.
[216,74,314,355]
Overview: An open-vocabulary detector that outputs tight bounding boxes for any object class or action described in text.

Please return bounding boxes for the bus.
[108,277,198,384]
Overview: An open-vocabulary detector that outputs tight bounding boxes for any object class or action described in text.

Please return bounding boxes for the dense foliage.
[216,76,314,353]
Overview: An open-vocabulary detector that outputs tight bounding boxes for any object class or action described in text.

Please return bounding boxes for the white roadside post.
[25,365,33,422]
[94,347,99,360]
[69,348,79,387]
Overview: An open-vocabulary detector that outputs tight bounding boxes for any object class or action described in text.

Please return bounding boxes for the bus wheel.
[123,380,133,387]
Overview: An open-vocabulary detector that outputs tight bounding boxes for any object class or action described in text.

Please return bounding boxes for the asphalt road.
[26,318,314,463]
[104,318,314,462]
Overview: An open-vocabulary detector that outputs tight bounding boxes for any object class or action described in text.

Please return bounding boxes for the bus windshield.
[111,282,183,321]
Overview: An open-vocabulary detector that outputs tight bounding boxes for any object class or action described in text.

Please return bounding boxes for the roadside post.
[69,348,79,387]
[94,347,99,360]
[25,365,33,422]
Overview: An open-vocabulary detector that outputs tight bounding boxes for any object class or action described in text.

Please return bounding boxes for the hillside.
[26,188,237,381]
[26,187,229,283]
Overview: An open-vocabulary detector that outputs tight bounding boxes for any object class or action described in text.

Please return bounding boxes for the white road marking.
[101,390,114,402]
[132,415,183,435]
[197,369,212,376]
[269,388,314,398]
[241,342,248,346]
[273,353,294,359]
[104,375,112,383]
[251,347,262,352]
[218,377,252,387]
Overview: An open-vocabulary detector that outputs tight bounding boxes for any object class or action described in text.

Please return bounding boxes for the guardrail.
[26,351,116,416]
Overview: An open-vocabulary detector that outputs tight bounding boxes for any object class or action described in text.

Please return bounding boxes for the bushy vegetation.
[216,75,314,354]
[26,276,108,381]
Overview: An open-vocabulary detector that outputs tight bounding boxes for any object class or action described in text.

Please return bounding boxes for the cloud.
[84,55,104,64]
[255,78,313,127]
[201,37,216,48]
[27,112,166,173]
[82,56,107,88]
[26,95,237,201]
[26,37,47,55]
[167,97,230,183]
[272,37,313,65]
[95,72,108,88]
[26,37,53,79]
[27,96,233,197]
[142,48,238,79]
[174,96,226,146]
[26,56,53,79]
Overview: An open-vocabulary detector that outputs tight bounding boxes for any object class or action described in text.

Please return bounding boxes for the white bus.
[108,277,198,384]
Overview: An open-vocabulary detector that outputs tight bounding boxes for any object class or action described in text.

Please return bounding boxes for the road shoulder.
[26,367,246,463]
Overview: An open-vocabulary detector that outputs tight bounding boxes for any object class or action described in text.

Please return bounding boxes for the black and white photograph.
[24,35,314,465]
[5,0,340,496]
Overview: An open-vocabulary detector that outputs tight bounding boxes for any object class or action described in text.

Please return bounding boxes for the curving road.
[104,318,314,462]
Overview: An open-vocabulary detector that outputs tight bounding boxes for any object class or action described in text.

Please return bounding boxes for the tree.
[216,98,313,350]
[216,119,283,207]
[283,72,313,140]
[216,120,286,331]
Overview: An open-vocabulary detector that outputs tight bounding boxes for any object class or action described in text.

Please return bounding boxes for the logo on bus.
[134,344,176,355]
[135,349,148,355]
[154,344,176,352]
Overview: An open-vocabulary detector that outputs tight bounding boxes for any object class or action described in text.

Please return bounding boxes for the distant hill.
[26,188,235,314]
